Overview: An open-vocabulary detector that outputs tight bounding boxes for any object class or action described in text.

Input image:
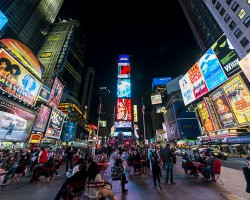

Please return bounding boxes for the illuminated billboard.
[197,101,215,132]
[32,105,51,132]
[133,105,138,122]
[0,100,35,142]
[114,121,132,128]
[151,94,162,104]
[45,107,65,139]
[0,11,8,31]
[116,98,132,121]
[99,120,107,128]
[118,55,130,63]
[114,131,132,136]
[210,87,238,129]
[222,74,250,126]
[152,77,172,90]
[179,74,196,105]
[37,85,51,103]
[48,77,64,108]
[0,48,41,105]
[198,48,227,91]
[211,34,240,77]
[118,65,130,78]
[117,78,131,98]
[239,52,250,83]
[0,39,45,79]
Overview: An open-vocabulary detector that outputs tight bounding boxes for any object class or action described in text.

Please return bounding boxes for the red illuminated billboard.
[116,98,132,121]
[0,48,41,105]
[48,77,64,108]
[118,65,131,78]
[32,104,51,132]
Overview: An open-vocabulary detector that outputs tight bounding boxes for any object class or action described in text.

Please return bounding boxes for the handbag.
[103,181,112,190]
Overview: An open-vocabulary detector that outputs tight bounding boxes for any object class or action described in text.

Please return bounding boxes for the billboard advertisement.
[0,11,8,31]
[151,94,162,104]
[32,104,51,132]
[198,48,227,91]
[211,34,240,77]
[179,74,195,105]
[118,65,130,78]
[37,85,51,103]
[48,77,64,108]
[0,100,35,141]
[114,121,132,128]
[133,105,138,122]
[239,52,250,83]
[0,48,41,105]
[118,54,130,63]
[222,75,250,125]
[61,122,76,141]
[210,87,238,128]
[197,101,215,132]
[99,120,107,128]
[116,98,132,121]
[0,39,45,79]
[168,121,180,140]
[188,62,209,99]
[29,133,42,144]
[117,78,131,98]
[45,107,65,139]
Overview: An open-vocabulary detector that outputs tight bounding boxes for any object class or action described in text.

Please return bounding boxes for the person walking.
[243,156,250,193]
[149,145,161,189]
[161,144,175,185]
[64,143,77,173]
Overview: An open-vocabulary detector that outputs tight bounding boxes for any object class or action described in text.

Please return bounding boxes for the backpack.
[150,150,159,164]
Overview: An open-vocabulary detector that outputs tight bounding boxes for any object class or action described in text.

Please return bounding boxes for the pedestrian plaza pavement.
[0,156,249,200]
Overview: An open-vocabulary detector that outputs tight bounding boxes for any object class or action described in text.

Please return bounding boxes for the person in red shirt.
[38,146,50,164]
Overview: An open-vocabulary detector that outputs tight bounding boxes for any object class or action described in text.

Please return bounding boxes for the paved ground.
[0,156,249,200]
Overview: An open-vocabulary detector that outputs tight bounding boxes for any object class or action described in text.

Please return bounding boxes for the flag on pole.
[142,100,145,114]
[98,102,102,116]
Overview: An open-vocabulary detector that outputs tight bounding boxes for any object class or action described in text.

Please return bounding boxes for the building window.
[212,0,216,4]
[234,28,242,38]
[220,7,226,16]
[226,0,232,5]
[243,16,250,28]
[229,21,236,30]
[231,2,239,12]
[224,14,231,23]
[240,37,249,47]
[238,9,246,19]
[216,2,221,10]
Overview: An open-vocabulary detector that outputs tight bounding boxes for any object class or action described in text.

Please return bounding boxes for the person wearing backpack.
[149,145,161,189]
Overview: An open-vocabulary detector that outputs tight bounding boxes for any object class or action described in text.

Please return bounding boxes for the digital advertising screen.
[239,52,250,83]
[151,94,162,104]
[0,39,45,79]
[99,120,107,128]
[211,34,240,77]
[179,74,196,105]
[117,78,131,98]
[48,77,64,108]
[116,98,132,121]
[45,107,65,139]
[197,101,215,132]
[118,54,130,63]
[114,121,132,128]
[32,104,51,132]
[198,48,227,91]
[118,65,131,78]
[167,121,180,140]
[0,100,36,142]
[0,48,41,105]
[133,105,138,122]
[0,11,8,31]
[114,131,132,136]
[188,62,209,99]
[37,85,51,103]
[222,75,250,125]
[210,87,238,129]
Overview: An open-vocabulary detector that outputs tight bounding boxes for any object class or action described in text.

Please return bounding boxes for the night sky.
[58,0,200,121]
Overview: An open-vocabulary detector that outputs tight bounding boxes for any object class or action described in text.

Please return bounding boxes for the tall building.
[204,0,250,59]
[0,0,63,54]
[178,0,223,53]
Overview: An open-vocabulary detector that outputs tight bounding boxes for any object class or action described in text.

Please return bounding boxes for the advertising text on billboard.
[117,78,131,98]
[197,101,215,132]
[179,74,196,105]
[116,98,132,121]
[32,105,51,132]
[48,77,64,108]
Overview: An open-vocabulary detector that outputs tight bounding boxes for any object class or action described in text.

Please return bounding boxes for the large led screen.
[0,11,8,31]
[210,87,238,129]
[45,107,65,139]
[188,62,209,99]
[32,104,51,132]
[198,48,227,91]
[118,65,130,78]
[1,39,45,79]
[222,75,250,126]
[114,121,132,128]
[239,52,250,83]
[116,98,132,121]
[211,34,240,77]
[37,85,51,103]
[117,78,131,98]
[151,94,162,104]
[0,100,35,142]
[197,101,215,132]
[48,77,64,108]
[118,55,130,63]
[179,74,196,105]
[0,48,41,105]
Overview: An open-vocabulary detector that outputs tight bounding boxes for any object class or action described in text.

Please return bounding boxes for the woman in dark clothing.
[243,156,250,193]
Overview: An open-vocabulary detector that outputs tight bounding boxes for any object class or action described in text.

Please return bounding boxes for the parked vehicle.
[199,148,228,160]
[175,149,186,156]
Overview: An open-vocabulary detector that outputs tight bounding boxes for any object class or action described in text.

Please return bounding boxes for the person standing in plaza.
[161,144,175,185]
[243,156,250,193]
[64,143,77,173]
[149,145,161,189]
